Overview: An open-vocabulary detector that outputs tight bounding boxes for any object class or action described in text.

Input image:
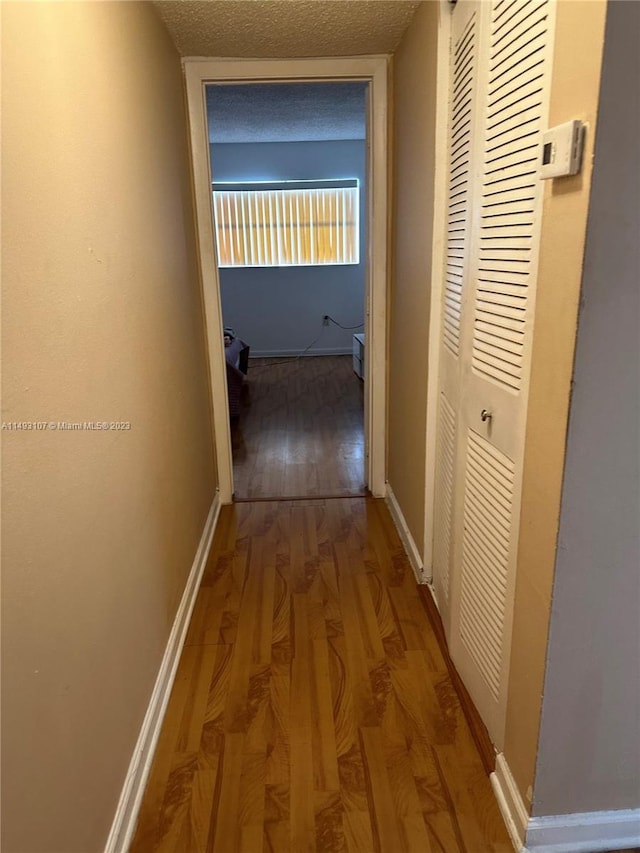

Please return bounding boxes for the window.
[212,179,359,268]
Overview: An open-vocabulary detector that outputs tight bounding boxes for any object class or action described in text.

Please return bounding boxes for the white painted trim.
[362,58,388,498]
[525,809,640,853]
[183,56,389,503]
[184,68,234,503]
[425,578,443,613]
[423,0,452,582]
[491,753,530,853]
[385,485,426,584]
[249,347,351,359]
[104,494,222,853]
[491,753,640,853]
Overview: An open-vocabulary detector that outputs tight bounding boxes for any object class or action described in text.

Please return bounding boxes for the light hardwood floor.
[231,356,366,501]
[130,498,511,852]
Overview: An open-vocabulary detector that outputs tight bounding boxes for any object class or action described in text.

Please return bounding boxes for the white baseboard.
[491,753,530,852]
[104,492,222,853]
[249,347,351,358]
[490,754,639,853]
[384,484,426,584]
[525,808,640,853]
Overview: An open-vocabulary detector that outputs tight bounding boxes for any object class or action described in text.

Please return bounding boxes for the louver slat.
[444,14,477,357]
[460,431,515,700]
[472,0,549,390]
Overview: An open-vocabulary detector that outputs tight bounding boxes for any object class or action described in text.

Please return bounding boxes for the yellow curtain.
[213,187,358,267]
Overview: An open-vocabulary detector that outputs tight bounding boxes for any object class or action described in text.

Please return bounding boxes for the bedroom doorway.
[184,57,388,504]
[208,81,367,500]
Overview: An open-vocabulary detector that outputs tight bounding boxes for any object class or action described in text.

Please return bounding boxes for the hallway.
[4,1,639,850]
[130,498,511,852]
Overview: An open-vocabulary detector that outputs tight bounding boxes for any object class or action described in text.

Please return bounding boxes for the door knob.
[481,409,492,422]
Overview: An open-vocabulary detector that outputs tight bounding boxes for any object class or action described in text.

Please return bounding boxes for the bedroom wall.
[209,140,366,357]
[1,3,215,851]
[387,0,439,558]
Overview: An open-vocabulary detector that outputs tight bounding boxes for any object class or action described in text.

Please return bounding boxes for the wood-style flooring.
[231,356,365,501]
[131,497,511,852]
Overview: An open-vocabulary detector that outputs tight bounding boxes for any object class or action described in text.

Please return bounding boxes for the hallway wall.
[388,0,439,558]
[389,0,610,812]
[503,0,608,806]
[1,3,215,851]
[532,0,640,816]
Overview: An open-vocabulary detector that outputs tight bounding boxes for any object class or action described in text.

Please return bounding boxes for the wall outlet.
[323,315,330,326]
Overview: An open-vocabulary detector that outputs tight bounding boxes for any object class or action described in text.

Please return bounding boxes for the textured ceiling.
[153,1,422,58]
[207,82,366,143]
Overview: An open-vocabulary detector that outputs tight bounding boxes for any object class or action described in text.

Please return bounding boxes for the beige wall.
[532,0,640,815]
[503,0,608,806]
[388,0,439,556]
[1,3,216,851]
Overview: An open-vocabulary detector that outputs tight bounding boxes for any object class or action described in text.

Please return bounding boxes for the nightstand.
[353,333,365,380]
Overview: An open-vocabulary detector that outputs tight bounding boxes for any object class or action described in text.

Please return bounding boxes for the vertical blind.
[212,181,359,267]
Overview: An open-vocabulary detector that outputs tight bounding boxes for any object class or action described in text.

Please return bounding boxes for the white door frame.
[184,56,389,504]
[422,1,452,585]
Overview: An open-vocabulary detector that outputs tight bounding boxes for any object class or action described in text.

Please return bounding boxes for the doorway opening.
[184,57,388,505]
[207,81,367,500]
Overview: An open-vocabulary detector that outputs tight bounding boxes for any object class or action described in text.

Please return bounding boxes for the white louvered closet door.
[433,0,556,748]
[431,0,481,618]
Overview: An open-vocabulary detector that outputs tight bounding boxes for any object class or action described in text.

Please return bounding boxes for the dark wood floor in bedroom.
[230,355,366,501]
